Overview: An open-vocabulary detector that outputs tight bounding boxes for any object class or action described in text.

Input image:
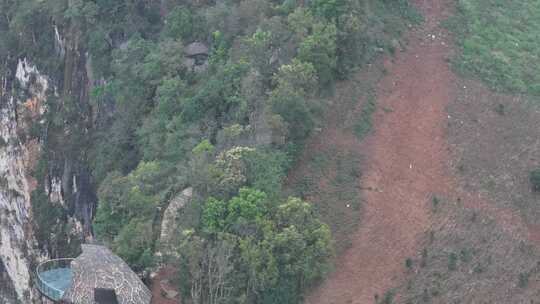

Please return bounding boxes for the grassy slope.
[447,0,540,95]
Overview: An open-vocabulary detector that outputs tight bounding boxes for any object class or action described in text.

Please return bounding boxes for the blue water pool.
[39,267,73,293]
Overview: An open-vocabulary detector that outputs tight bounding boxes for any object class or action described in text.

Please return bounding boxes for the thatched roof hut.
[184,42,209,57]
[184,42,209,72]
[60,244,151,304]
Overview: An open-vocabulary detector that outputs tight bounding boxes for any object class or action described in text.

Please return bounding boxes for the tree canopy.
[0,0,421,302]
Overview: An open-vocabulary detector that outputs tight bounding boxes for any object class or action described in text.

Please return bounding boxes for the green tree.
[164,6,195,41]
[273,59,317,95]
[93,162,165,269]
[274,197,333,284]
[288,7,337,84]
[114,219,155,270]
[243,149,289,197]
[244,28,274,79]
[270,60,318,144]
[226,188,268,227]
[309,0,347,20]
[202,197,228,232]
[297,21,337,85]
[181,189,332,303]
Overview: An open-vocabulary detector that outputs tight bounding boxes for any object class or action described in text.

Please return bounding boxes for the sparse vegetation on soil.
[447,77,540,225]
[305,1,457,302]
[286,0,422,261]
[353,89,376,140]
[379,0,540,301]
[307,0,540,303]
[286,67,384,254]
[393,202,540,303]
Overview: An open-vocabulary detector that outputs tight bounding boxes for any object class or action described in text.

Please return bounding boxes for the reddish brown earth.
[150,266,181,304]
[305,0,540,303]
[305,2,456,303]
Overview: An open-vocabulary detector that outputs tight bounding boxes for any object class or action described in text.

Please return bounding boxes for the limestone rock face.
[0,57,89,303]
[0,59,47,303]
[0,25,102,301]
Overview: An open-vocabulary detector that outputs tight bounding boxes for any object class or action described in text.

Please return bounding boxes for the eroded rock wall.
[0,58,49,303]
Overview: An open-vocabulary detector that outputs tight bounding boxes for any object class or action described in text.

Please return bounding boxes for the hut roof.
[61,244,151,304]
[184,42,209,56]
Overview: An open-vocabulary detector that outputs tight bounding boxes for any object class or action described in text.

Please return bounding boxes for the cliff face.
[0,59,49,303]
[0,14,109,299]
[0,49,96,301]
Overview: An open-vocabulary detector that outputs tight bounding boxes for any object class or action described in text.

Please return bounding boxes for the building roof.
[184,42,209,56]
[61,244,151,304]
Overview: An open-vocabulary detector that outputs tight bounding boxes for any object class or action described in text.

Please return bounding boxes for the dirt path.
[150,266,181,304]
[305,1,456,303]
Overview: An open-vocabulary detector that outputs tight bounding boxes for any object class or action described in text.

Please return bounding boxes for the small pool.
[36,258,75,301]
[39,267,73,296]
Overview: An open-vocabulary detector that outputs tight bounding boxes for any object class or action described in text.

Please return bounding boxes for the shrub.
[382,290,395,304]
[530,169,540,191]
[353,91,376,140]
[448,252,458,271]
[420,248,428,267]
[518,272,530,288]
[431,196,440,212]
[405,258,413,269]
[460,248,472,263]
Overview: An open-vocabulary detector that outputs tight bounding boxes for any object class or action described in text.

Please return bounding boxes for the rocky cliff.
[0,47,95,301]
[0,58,49,303]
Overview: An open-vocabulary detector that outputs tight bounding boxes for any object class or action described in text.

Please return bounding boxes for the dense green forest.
[1,0,419,302]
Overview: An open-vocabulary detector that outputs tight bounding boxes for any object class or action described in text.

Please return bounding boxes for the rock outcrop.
[159,187,193,256]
